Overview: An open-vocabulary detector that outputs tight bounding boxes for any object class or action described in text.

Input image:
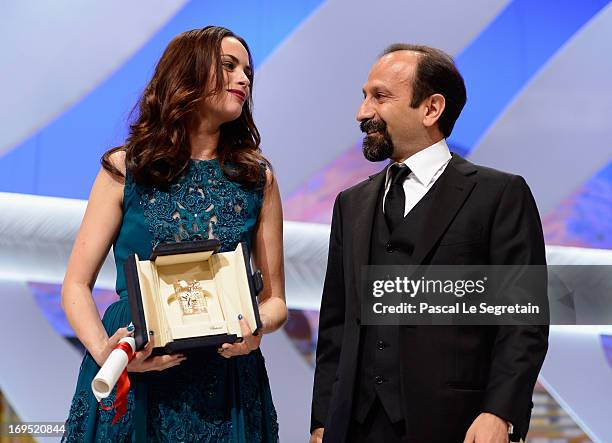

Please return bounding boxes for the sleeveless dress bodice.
[114,158,263,299]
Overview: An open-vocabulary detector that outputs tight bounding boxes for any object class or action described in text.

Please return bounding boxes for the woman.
[61,26,286,442]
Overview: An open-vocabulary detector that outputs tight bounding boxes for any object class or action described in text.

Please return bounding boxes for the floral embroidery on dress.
[238,353,279,441]
[145,350,278,443]
[135,160,263,251]
[62,388,135,443]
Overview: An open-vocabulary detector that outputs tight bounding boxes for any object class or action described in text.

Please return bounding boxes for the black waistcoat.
[352,175,442,424]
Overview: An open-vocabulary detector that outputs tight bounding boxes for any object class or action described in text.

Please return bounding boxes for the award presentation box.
[124,239,263,354]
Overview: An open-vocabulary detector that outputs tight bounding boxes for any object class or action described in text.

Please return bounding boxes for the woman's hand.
[92,325,186,372]
[217,316,261,358]
[92,326,133,367]
[127,342,186,372]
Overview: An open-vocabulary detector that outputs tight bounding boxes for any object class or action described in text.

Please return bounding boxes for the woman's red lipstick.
[227,89,246,101]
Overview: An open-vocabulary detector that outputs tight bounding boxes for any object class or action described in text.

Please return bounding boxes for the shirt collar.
[386,138,451,187]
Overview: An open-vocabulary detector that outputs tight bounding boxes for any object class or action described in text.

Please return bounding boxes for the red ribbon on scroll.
[100,341,135,425]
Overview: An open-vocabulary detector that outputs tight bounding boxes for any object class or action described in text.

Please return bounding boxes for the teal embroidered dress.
[62,159,279,442]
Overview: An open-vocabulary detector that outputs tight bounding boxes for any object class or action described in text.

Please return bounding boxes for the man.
[310,44,548,443]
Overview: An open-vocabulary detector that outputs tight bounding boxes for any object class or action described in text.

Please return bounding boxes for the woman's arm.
[61,151,185,371]
[218,168,287,358]
[251,168,287,333]
[61,151,127,365]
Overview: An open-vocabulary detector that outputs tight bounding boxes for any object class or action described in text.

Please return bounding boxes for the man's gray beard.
[362,134,394,162]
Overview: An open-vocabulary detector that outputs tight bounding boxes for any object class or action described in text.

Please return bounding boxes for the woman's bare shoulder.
[106,149,127,177]
[93,149,127,206]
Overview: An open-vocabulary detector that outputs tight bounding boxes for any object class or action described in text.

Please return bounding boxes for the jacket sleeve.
[311,193,346,432]
[481,175,549,441]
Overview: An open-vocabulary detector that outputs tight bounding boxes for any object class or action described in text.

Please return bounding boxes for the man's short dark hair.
[382,43,467,138]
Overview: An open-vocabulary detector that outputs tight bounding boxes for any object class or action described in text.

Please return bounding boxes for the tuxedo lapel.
[351,167,387,293]
[390,154,477,265]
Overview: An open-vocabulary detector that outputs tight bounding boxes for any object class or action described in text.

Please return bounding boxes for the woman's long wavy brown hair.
[102,26,268,188]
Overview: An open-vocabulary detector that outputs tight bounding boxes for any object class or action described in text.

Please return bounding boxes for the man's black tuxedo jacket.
[311,154,549,442]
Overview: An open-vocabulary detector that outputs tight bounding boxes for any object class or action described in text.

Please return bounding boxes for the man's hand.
[463,412,509,443]
[309,427,324,443]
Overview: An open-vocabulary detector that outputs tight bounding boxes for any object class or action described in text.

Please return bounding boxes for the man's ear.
[422,93,445,128]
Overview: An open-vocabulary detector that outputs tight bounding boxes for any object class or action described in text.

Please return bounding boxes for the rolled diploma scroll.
[91,337,136,402]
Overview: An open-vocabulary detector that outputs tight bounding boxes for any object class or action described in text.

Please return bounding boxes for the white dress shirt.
[383,139,452,216]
